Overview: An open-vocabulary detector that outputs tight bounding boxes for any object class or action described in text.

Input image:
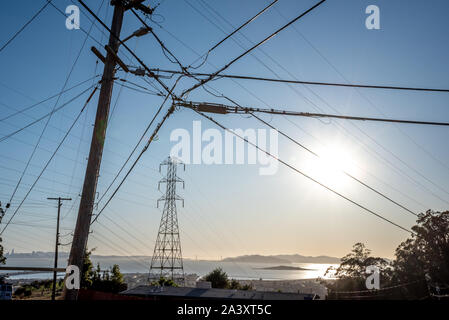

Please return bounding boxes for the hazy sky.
[0,0,448,263]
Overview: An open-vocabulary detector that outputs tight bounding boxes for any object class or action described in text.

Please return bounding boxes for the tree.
[109,264,127,292]
[93,263,101,283]
[0,235,5,265]
[335,243,391,279]
[324,210,449,299]
[204,268,229,289]
[324,243,392,297]
[241,283,253,291]
[150,277,178,287]
[89,264,127,293]
[227,279,253,290]
[391,210,449,298]
[228,279,241,290]
[80,249,95,289]
[80,249,127,293]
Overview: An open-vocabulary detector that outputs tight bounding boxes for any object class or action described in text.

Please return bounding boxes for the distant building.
[120,285,316,301]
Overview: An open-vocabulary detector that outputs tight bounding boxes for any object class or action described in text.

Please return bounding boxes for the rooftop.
[121,285,316,300]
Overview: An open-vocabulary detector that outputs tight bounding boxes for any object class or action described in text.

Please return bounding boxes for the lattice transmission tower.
[149,156,185,284]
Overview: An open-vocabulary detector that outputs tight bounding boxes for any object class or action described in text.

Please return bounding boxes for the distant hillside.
[257,265,314,271]
[275,254,340,264]
[222,254,340,264]
[4,251,65,259]
[4,252,340,264]
[222,255,290,264]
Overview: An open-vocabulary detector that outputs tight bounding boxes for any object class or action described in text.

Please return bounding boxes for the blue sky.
[0,0,448,262]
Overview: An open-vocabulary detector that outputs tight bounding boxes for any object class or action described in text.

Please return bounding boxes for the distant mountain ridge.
[222,254,340,264]
[4,251,62,258]
[221,255,289,264]
[4,252,340,264]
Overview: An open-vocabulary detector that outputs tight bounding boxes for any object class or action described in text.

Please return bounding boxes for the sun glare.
[302,143,358,189]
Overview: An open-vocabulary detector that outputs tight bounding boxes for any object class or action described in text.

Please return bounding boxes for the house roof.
[121,285,316,300]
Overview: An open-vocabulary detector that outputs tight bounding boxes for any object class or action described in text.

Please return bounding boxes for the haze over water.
[2,255,337,280]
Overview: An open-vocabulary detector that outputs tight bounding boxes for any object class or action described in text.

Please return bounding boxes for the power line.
[150,68,449,93]
[0,85,95,134]
[0,88,163,179]
[151,13,437,214]
[192,109,414,235]
[77,0,178,99]
[181,0,327,97]
[279,114,427,210]
[179,181,263,279]
[265,4,449,203]
[89,231,150,269]
[199,0,449,206]
[0,0,52,54]
[275,3,449,177]
[332,279,425,295]
[67,10,185,263]
[0,134,160,195]
[48,1,109,50]
[0,75,99,123]
[158,9,448,211]
[117,78,164,95]
[96,197,259,280]
[130,8,187,72]
[49,0,135,69]
[109,10,166,123]
[0,86,98,235]
[98,217,153,256]
[180,1,449,208]
[186,0,279,69]
[66,79,100,202]
[250,112,418,217]
[95,77,182,215]
[91,102,174,225]
[91,78,180,225]
[2,2,103,218]
[129,7,215,101]
[11,0,438,278]
[176,101,449,127]
[0,86,95,143]
[114,79,164,96]
[201,83,449,209]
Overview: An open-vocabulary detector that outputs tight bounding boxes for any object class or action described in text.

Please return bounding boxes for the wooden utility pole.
[47,197,71,301]
[63,2,125,300]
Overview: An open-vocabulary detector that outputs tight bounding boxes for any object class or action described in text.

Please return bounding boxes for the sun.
[301,142,358,190]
